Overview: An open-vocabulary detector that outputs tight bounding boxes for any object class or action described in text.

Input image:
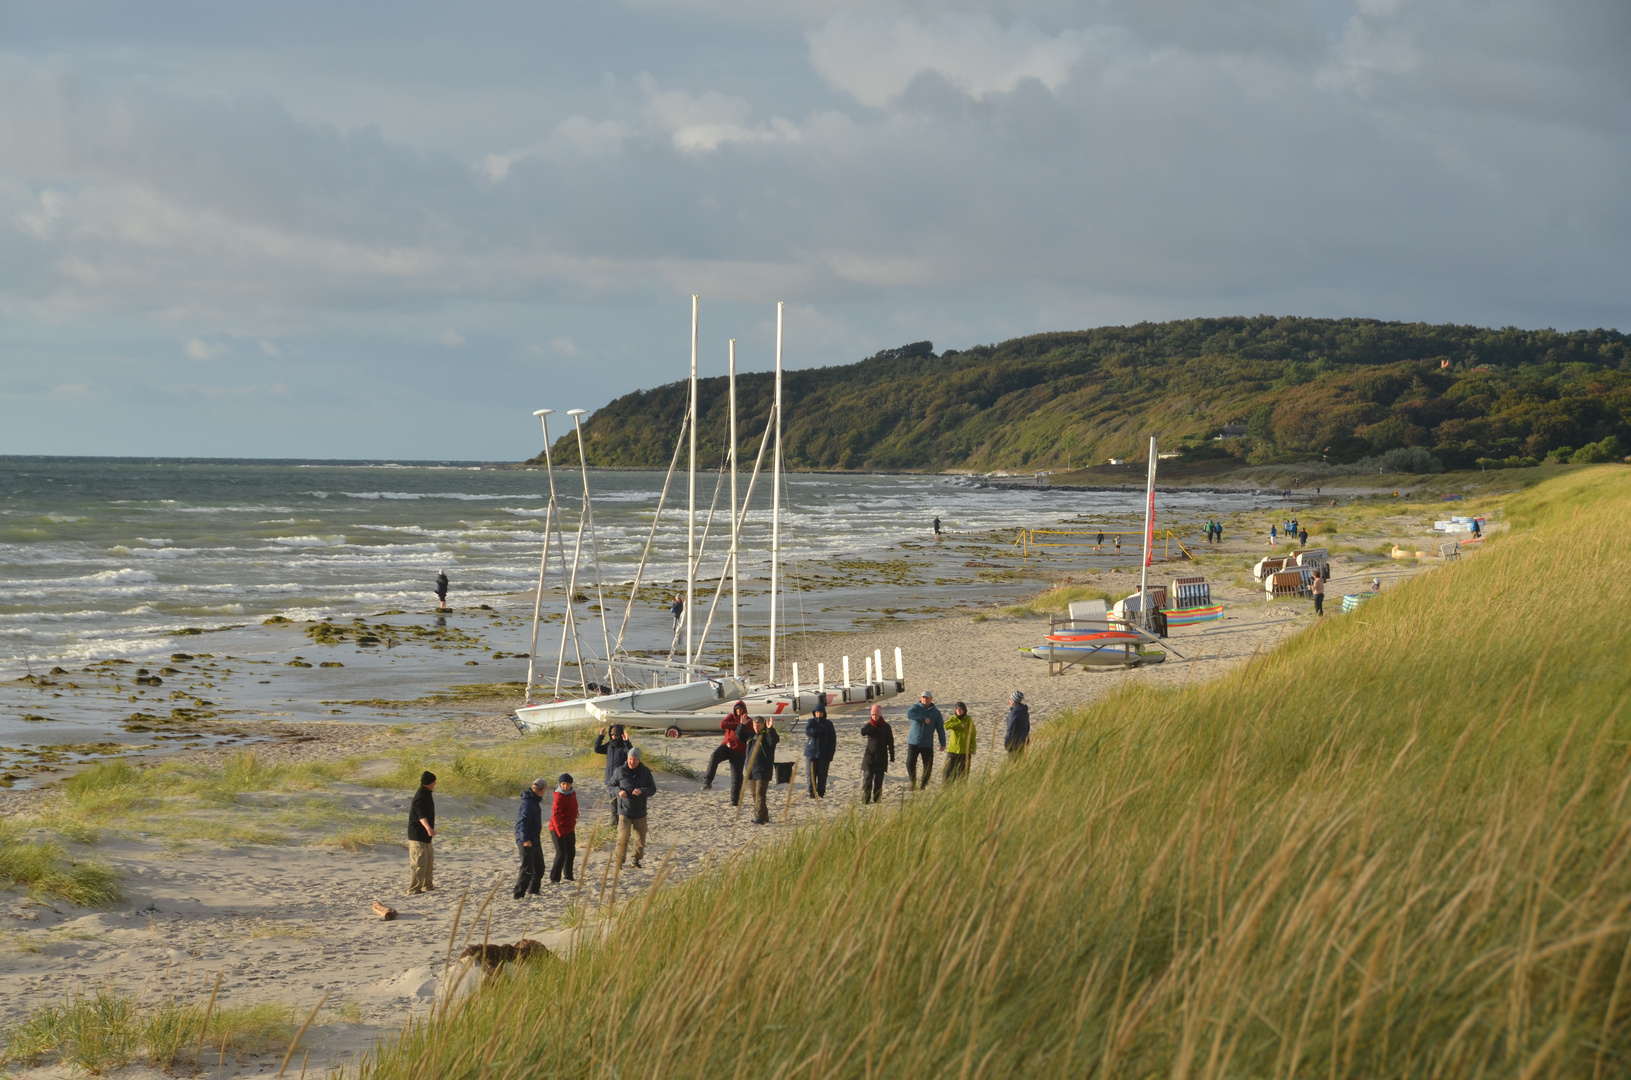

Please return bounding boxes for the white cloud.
[438,330,466,347]
[551,336,578,355]
[808,11,1094,108]
[184,338,227,360]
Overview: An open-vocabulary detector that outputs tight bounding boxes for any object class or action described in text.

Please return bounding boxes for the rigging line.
[692,405,777,667]
[581,464,618,693]
[667,456,726,668]
[611,411,689,657]
[554,462,592,698]
[779,467,812,657]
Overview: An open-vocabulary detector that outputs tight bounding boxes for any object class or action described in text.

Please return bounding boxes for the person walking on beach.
[435,571,449,611]
[407,771,436,894]
[804,703,836,799]
[613,748,657,869]
[859,704,895,804]
[933,516,942,540]
[1004,692,1030,756]
[670,594,684,629]
[1096,530,1104,552]
[702,701,749,806]
[1269,524,1277,546]
[548,774,578,884]
[943,702,975,782]
[905,690,945,790]
[1312,574,1325,617]
[513,778,547,899]
[1298,528,1309,547]
[594,723,633,825]
[742,716,780,824]
[1472,518,1482,538]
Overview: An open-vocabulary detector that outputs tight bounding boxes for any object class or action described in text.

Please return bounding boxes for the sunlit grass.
[0,820,122,907]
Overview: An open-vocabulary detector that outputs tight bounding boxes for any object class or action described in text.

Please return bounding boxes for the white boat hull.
[512,676,749,734]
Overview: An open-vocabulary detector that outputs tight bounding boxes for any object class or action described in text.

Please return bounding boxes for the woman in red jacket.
[548,773,578,884]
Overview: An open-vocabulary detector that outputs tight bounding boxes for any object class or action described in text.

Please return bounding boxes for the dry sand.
[1,548,1438,1079]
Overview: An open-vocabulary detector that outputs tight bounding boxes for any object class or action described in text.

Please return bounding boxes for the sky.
[1,0,1627,460]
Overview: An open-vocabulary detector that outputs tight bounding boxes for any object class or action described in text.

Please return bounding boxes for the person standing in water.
[932,516,942,540]
[435,571,449,611]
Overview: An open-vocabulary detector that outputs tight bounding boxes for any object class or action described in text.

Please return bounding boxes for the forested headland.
[535,317,1630,474]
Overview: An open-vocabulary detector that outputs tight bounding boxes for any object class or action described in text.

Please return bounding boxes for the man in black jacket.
[612,748,658,869]
[742,716,780,824]
[512,778,547,899]
[594,723,632,825]
[408,771,437,894]
[804,704,836,799]
[859,705,895,804]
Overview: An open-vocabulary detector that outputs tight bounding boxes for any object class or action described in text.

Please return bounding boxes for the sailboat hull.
[512,676,749,734]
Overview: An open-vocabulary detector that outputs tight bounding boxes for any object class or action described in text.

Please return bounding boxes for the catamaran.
[511,298,904,737]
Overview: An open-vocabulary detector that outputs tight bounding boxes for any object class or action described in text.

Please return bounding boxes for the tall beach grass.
[354,466,1631,1078]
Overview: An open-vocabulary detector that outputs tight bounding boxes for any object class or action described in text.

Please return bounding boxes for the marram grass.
[359,467,1631,1079]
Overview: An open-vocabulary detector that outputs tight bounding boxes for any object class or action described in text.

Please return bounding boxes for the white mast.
[573,410,616,690]
[1139,435,1158,629]
[554,409,591,696]
[686,294,698,674]
[524,409,556,704]
[728,337,740,679]
[768,301,783,685]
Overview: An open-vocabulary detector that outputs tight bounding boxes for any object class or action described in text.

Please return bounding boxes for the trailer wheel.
[666,726,682,739]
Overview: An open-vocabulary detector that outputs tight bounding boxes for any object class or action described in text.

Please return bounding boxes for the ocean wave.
[337,491,535,501]
[90,568,157,583]
[268,535,348,548]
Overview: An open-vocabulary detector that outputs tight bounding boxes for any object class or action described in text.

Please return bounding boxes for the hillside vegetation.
[540,318,1630,474]
[362,466,1631,1078]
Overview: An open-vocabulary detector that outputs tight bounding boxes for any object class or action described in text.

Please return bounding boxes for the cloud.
[808,11,1095,107]
[184,338,228,360]
[438,330,466,347]
[550,336,579,355]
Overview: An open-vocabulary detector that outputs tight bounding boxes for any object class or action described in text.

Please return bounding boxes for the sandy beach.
[1,527,1447,1079]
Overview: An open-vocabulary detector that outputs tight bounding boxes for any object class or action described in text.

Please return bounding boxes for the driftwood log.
[372,902,398,921]
[459,939,551,973]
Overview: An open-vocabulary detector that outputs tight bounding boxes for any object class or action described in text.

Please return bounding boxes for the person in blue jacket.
[593,723,632,825]
[1005,690,1030,755]
[803,702,837,799]
[905,690,946,789]
[512,778,547,899]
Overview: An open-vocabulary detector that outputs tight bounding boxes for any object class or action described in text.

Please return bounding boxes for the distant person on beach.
[548,773,578,884]
[613,748,656,869]
[1096,530,1104,551]
[702,701,749,806]
[742,716,780,824]
[407,771,436,894]
[1004,692,1030,756]
[905,691,945,790]
[594,723,633,825]
[435,571,449,611]
[1472,519,1482,538]
[804,702,836,799]
[933,516,942,540]
[1312,574,1325,617]
[1372,576,1382,592]
[513,778,547,899]
[943,702,975,782]
[859,705,895,804]
[1299,528,1309,547]
[1114,535,1122,554]
[1269,524,1277,546]
[670,594,684,629]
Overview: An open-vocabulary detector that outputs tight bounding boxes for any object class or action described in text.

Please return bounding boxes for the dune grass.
[1002,583,1115,618]
[0,820,121,907]
[357,466,1631,1078]
[1,985,292,1073]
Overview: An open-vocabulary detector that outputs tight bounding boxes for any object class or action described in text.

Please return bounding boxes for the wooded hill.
[537,317,1631,473]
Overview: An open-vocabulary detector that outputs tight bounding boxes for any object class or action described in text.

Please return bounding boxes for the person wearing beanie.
[943,701,976,783]
[593,723,633,826]
[803,702,836,799]
[859,704,895,805]
[612,749,658,869]
[548,774,578,884]
[513,778,548,899]
[1005,691,1030,755]
[742,716,780,824]
[407,771,437,894]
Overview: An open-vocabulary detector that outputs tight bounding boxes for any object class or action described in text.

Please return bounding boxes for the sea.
[0,457,1280,783]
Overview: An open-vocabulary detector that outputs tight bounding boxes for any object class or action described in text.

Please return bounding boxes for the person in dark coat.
[1004,691,1030,755]
[612,749,657,869]
[904,690,945,790]
[512,778,547,899]
[742,716,780,824]
[803,704,836,798]
[593,723,632,824]
[548,774,578,883]
[407,771,437,894]
[703,701,750,806]
[859,704,895,804]
[435,571,449,610]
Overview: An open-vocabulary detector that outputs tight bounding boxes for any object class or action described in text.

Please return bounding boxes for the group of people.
[1268,520,1310,547]
[405,689,1037,897]
[1202,519,1224,544]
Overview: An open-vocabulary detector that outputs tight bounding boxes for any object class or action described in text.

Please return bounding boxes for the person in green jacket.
[943,701,976,782]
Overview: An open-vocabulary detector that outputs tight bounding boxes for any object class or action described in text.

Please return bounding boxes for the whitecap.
[268,535,347,548]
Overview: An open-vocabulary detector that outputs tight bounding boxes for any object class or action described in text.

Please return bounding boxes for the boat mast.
[573,410,617,691]
[728,337,740,679]
[1139,435,1158,630]
[768,301,783,685]
[554,408,591,696]
[524,408,556,704]
[686,294,698,675]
